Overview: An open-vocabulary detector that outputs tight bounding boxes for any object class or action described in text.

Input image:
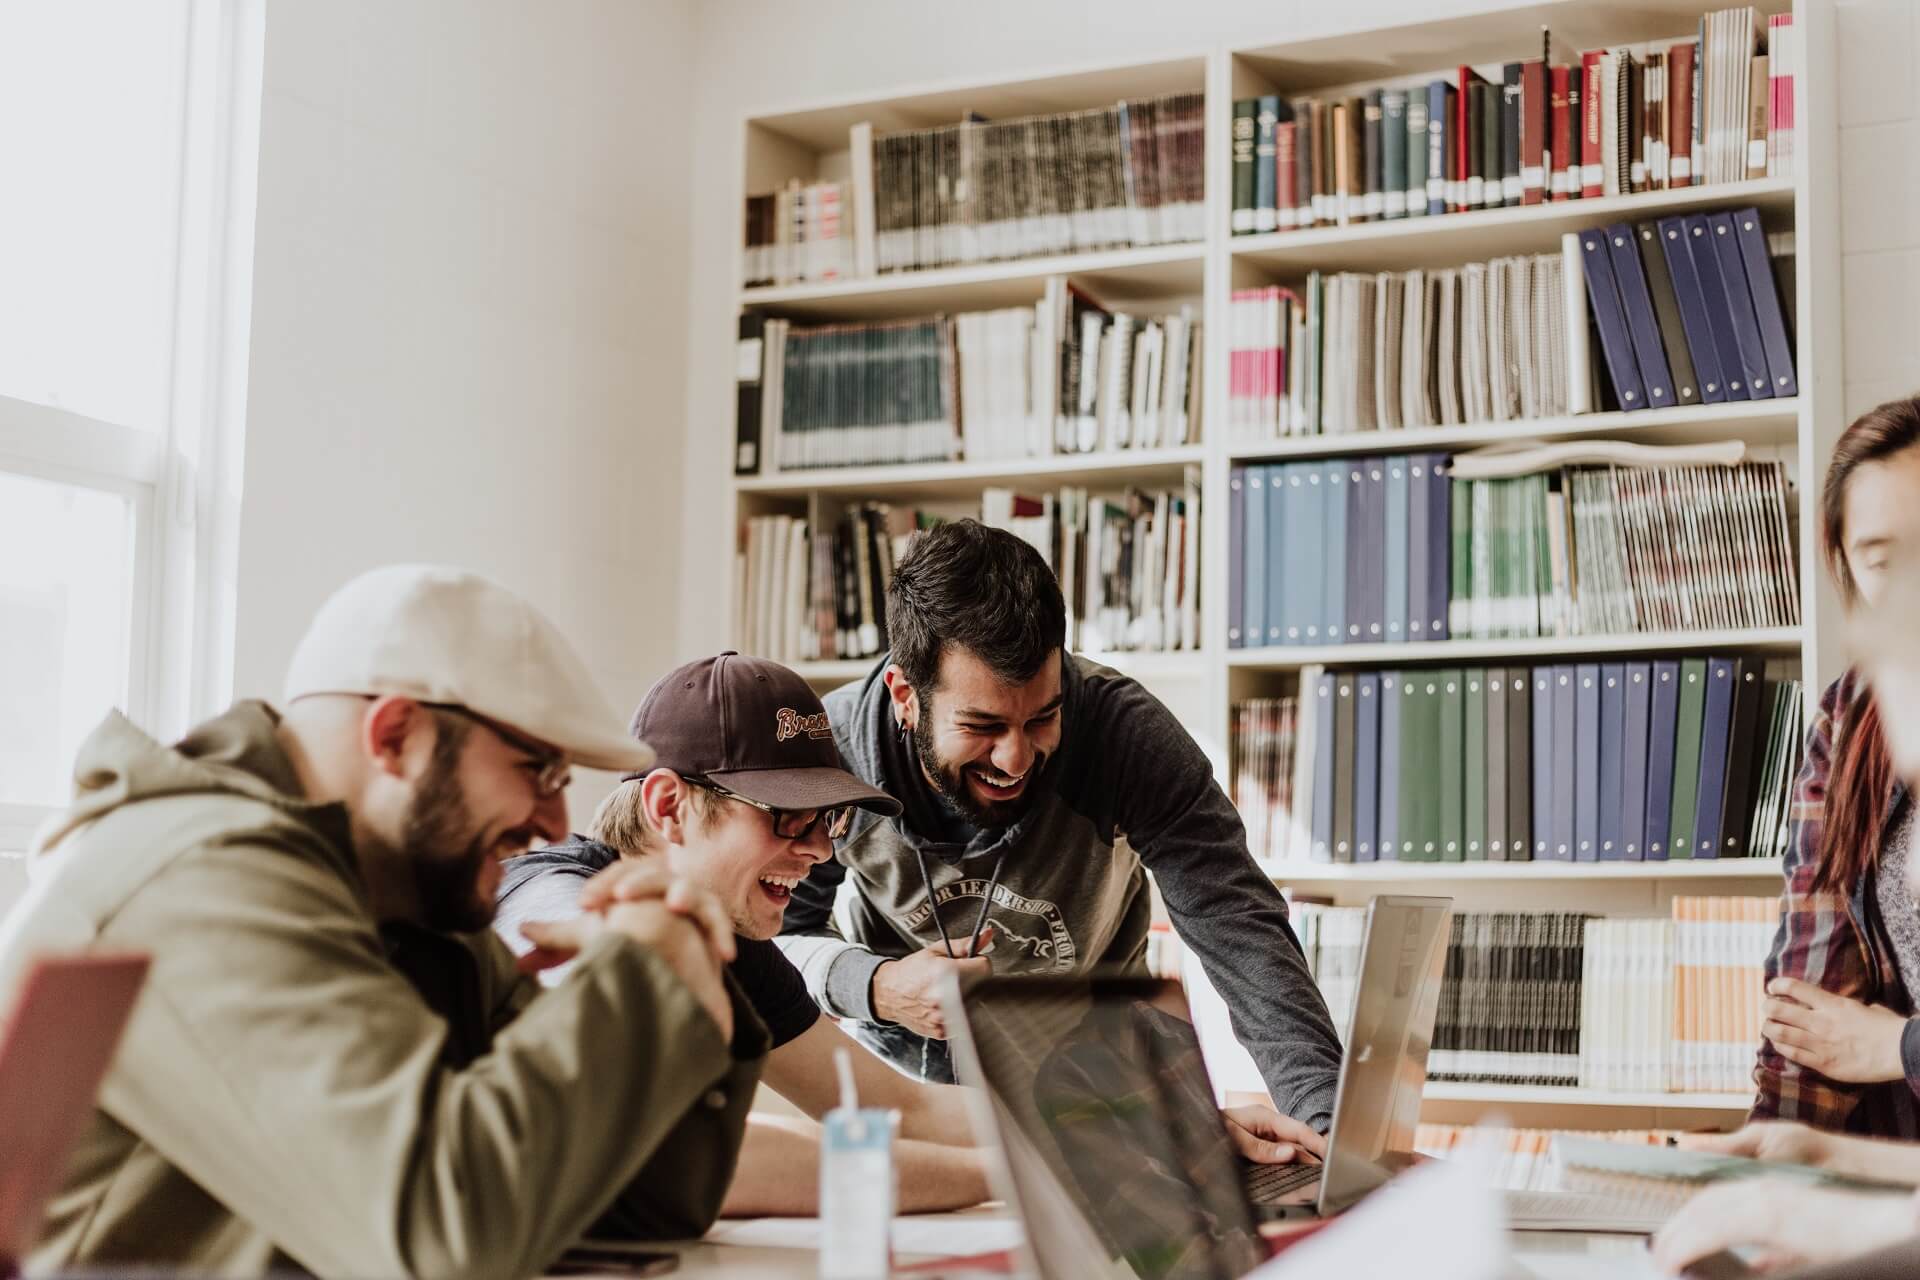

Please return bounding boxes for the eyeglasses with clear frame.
[684,777,855,841]
[422,702,573,797]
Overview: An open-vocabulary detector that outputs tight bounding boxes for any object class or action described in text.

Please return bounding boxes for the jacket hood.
[34,701,339,857]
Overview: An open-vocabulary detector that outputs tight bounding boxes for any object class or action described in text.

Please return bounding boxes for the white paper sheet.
[704,1214,1023,1259]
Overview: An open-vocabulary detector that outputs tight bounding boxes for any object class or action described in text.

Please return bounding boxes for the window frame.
[0,0,264,853]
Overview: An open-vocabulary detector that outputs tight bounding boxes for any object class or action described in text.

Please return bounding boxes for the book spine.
[1548,65,1571,200]
[1231,99,1256,233]
[1580,51,1604,197]
[1521,60,1546,204]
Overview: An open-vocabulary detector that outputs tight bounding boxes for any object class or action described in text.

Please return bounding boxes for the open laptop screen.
[952,974,1266,1280]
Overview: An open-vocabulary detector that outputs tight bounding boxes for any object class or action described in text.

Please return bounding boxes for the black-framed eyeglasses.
[423,702,572,797]
[684,777,855,841]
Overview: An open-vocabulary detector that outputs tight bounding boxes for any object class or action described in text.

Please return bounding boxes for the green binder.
[1439,668,1466,861]
[1668,658,1709,859]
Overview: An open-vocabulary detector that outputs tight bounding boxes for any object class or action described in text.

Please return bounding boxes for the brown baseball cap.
[628,652,901,816]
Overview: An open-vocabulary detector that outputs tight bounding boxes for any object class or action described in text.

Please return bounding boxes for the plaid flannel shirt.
[1751,670,1920,1136]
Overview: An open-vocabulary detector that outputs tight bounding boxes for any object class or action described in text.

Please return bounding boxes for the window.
[0,1,264,853]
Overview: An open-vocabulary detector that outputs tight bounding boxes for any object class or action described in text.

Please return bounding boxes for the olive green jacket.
[2,702,767,1278]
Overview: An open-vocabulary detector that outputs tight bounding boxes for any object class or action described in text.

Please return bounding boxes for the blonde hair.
[590,773,713,856]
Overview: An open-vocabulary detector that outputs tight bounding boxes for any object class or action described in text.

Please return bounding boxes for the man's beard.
[401,727,499,934]
[912,714,1047,829]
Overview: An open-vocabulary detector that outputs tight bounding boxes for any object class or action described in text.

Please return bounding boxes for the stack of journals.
[743,179,853,287]
[734,477,1203,663]
[734,286,1202,475]
[1235,663,1804,865]
[1227,254,1570,440]
[1669,895,1780,1092]
[742,94,1209,281]
[1293,898,1778,1092]
[1229,8,1796,233]
[1432,912,1589,1085]
[1226,454,1798,649]
[982,477,1201,655]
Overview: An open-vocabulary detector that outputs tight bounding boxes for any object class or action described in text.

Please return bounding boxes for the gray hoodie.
[775,655,1343,1130]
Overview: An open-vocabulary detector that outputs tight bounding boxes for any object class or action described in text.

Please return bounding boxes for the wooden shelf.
[1228,627,1805,671]
[1227,400,1800,463]
[791,660,875,686]
[1260,858,1784,882]
[1229,177,1795,276]
[736,445,1204,501]
[740,243,1205,320]
[1422,1082,1754,1110]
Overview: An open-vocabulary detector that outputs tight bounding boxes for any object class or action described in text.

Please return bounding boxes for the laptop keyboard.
[1243,1160,1322,1202]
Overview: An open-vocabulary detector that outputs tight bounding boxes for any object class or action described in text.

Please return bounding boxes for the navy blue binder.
[1385,458,1410,642]
[1334,674,1357,861]
[1355,672,1381,861]
[1270,464,1295,645]
[1424,455,1452,641]
[1579,228,1649,411]
[1683,214,1753,400]
[1244,466,1267,649]
[1312,670,1338,860]
[1323,461,1349,646]
[1689,655,1738,859]
[1644,659,1681,860]
[1552,665,1576,861]
[1228,467,1246,648]
[1731,207,1799,399]
[1707,212,1774,402]
[1604,222,1676,409]
[1407,455,1432,642]
[1656,215,1731,403]
[1621,662,1652,860]
[1598,663,1627,860]
[1378,671,1403,860]
[1531,666,1554,859]
[1574,664,1601,862]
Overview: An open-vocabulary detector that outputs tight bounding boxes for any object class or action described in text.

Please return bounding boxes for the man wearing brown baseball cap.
[497,652,993,1216]
[0,565,767,1278]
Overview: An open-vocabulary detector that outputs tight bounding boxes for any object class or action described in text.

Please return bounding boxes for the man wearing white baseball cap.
[0,564,768,1279]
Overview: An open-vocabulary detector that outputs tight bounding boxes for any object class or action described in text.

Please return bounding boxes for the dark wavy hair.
[885,519,1066,693]
[1814,394,1920,894]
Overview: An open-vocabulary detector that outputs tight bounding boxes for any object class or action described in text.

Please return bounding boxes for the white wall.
[235,0,698,821]
[676,0,1920,655]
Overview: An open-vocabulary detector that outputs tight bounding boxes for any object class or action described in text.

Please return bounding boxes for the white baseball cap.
[284,564,653,773]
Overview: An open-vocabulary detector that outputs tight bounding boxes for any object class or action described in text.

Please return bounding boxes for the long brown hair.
[1813,395,1920,893]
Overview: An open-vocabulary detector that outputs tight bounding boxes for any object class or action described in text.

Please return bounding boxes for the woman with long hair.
[1751,393,1920,1136]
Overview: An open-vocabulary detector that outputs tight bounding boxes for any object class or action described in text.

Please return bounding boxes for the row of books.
[735,504,922,664]
[1579,210,1797,412]
[1230,664,1804,866]
[733,288,1202,474]
[1226,454,1799,649]
[1294,897,1776,1092]
[742,179,851,288]
[1414,1126,1672,1193]
[741,94,1207,286]
[1451,459,1799,640]
[983,478,1203,654]
[734,480,1203,661]
[1226,252,1574,441]
[1229,8,1795,234]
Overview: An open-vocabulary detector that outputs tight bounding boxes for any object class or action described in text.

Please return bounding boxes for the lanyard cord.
[913,845,1008,960]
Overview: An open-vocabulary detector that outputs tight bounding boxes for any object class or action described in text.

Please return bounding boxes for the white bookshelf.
[721,0,1839,1131]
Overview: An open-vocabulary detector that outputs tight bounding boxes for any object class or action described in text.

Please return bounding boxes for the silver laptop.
[943,894,1452,1280]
